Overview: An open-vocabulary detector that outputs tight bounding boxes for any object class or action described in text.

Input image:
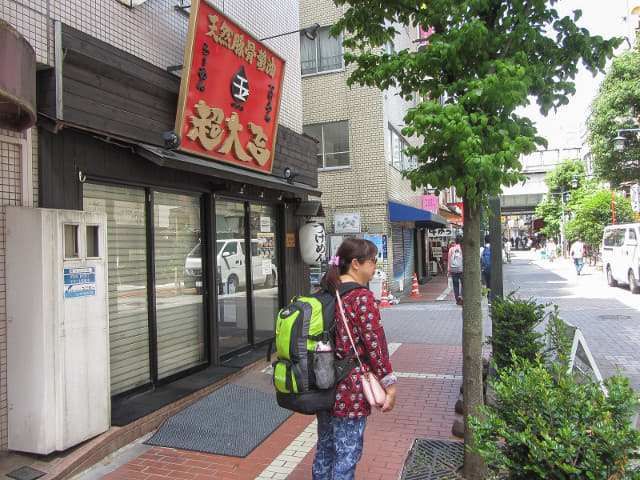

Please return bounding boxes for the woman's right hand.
[381,383,397,412]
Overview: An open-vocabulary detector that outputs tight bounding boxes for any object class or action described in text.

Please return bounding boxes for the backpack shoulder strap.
[338,281,364,296]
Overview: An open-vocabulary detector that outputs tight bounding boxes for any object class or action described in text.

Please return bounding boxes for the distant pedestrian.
[570,236,585,275]
[545,238,557,262]
[481,235,491,304]
[504,238,511,263]
[448,235,463,305]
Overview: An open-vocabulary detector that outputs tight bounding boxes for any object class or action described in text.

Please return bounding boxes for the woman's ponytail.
[321,255,342,294]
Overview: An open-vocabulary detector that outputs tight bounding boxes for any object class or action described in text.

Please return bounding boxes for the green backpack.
[273,283,360,414]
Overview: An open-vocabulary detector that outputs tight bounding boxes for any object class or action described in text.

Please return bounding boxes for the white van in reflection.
[602,223,640,293]
[184,239,276,293]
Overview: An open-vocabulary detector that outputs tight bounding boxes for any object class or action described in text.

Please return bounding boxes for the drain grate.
[6,466,46,480]
[401,438,465,480]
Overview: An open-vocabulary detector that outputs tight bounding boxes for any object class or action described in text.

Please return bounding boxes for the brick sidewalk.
[100,343,462,480]
[96,274,463,480]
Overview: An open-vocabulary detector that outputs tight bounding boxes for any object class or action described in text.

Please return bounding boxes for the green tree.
[534,158,587,242]
[332,2,619,476]
[545,158,586,193]
[588,40,640,186]
[565,189,634,254]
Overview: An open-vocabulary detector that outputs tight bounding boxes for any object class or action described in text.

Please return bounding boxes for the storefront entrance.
[215,199,279,356]
[83,186,281,397]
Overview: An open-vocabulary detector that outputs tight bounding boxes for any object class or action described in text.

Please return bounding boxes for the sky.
[520,0,638,150]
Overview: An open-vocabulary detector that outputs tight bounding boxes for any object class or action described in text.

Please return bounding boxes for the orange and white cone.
[410,273,423,297]
[379,281,391,307]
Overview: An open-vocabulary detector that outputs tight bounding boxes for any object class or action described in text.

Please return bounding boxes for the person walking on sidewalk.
[570,236,585,275]
[314,238,398,480]
[545,237,557,262]
[481,235,492,304]
[448,234,464,305]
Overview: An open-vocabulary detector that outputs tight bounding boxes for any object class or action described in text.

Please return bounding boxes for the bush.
[471,314,640,480]
[487,293,548,371]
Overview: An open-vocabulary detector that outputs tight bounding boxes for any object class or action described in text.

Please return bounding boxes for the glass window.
[84,184,151,395]
[86,225,100,258]
[301,26,343,75]
[391,130,401,169]
[604,230,615,247]
[250,204,279,345]
[216,199,249,355]
[304,121,350,169]
[153,192,205,380]
[389,126,417,171]
[64,224,79,258]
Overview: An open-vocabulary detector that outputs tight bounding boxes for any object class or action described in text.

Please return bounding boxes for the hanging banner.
[174,0,285,173]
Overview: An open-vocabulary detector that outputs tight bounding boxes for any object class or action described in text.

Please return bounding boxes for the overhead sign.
[174,0,285,173]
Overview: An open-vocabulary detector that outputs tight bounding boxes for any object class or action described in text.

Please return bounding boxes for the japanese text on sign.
[64,267,96,298]
[174,0,285,174]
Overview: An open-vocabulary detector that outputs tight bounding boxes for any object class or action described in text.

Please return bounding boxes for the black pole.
[488,196,503,300]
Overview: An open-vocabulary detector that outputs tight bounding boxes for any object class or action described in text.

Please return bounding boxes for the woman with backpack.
[314,237,397,480]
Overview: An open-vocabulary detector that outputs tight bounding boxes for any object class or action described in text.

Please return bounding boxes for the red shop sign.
[175,0,285,173]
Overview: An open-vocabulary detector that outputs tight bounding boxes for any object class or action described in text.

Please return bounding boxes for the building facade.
[1,0,317,454]
[300,0,451,296]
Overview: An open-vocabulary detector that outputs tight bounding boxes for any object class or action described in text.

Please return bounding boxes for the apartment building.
[300,0,454,296]
[1,0,317,455]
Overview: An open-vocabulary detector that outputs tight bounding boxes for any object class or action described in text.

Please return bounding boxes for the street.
[505,248,640,395]
[383,248,640,395]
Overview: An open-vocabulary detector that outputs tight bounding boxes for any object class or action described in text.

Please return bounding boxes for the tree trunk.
[461,199,488,479]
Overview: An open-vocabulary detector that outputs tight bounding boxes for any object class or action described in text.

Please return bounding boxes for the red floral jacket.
[331,286,394,418]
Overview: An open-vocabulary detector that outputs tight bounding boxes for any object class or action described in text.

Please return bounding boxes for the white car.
[602,223,640,293]
[184,239,277,293]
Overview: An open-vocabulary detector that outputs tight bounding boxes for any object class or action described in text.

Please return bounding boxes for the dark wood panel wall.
[36,23,318,188]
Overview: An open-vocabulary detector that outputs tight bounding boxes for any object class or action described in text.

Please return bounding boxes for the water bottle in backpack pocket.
[313,341,335,389]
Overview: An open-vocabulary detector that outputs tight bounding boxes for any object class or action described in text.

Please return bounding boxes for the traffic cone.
[379,281,391,307]
[410,273,423,297]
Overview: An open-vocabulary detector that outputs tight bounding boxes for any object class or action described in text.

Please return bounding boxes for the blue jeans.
[312,412,367,480]
[574,257,583,274]
[451,272,463,301]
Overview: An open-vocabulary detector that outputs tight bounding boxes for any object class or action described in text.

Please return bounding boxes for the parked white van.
[184,239,276,293]
[602,223,640,293]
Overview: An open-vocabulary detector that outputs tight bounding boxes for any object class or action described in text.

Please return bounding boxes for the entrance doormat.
[6,466,46,480]
[401,438,464,480]
[144,384,292,457]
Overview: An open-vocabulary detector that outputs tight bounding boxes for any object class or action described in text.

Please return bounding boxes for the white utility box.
[6,207,110,454]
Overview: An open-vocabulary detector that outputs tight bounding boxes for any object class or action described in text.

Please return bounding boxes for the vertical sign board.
[175,0,285,173]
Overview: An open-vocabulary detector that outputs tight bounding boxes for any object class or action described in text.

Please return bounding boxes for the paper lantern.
[299,222,326,265]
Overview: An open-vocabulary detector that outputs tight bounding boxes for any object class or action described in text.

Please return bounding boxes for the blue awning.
[388,201,448,227]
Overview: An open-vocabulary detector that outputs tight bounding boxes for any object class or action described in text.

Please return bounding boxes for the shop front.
[388,201,448,291]
[32,14,318,427]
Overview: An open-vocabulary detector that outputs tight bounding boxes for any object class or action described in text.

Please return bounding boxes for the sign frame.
[174,0,286,174]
